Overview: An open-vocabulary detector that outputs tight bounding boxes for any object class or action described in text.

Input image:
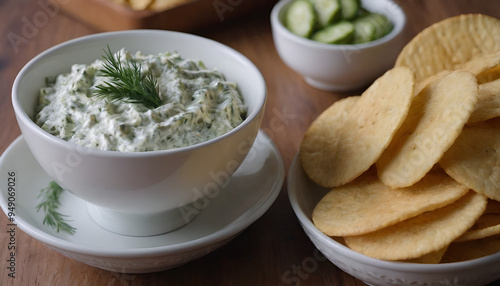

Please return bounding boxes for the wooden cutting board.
[53,0,277,31]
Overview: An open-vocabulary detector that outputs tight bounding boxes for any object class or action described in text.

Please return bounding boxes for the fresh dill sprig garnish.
[94,46,162,109]
[36,181,76,235]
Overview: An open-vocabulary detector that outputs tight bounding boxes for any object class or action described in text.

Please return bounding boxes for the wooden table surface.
[1,1,500,285]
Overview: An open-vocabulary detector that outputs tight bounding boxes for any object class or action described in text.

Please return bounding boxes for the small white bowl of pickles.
[271,0,406,92]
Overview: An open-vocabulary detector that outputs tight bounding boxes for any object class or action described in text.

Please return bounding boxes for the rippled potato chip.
[395,14,500,82]
[415,51,500,95]
[300,67,415,188]
[376,70,478,188]
[461,50,500,84]
[343,191,487,261]
[477,66,500,85]
[413,70,449,95]
[467,79,500,124]
[312,170,468,237]
[455,213,500,242]
[440,118,500,201]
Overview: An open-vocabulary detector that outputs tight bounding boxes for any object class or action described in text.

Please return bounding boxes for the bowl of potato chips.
[289,14,500,286]
[270,0,406,92]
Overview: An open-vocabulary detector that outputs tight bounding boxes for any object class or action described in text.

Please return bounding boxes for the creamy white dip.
[35,49,247,152]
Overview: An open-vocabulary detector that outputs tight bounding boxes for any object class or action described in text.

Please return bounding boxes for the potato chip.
[300,67,415,188]
[417,72,500,127]
[376,70,478,188]
[455,213,500,242]
[395,14,500,82]
[306,13,500,263]
[128,0,153,10]
[404,246,448,264]
[343,191,487,261]
[461,50,500,84]
[467,79,500,124]
[460,51,500,80]
[415,51,500,95]
[477,66,500,84]
[312,169,469,237]
[441,236,500,263]
[439,118,500,201]
[300,96,359,187]
[414,70,449,95]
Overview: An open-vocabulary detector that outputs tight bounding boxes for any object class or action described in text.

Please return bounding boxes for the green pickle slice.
[353,12,393,43]
[339,0,360,20]
[353,18,376,43]
[370,13,393,40]
[312,21,355,44]
[286,0,317,38]
[310,0,341,28]
[284,0,393,44]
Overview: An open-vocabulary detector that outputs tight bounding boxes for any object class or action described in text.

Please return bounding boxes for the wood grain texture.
[54,0,277,31]
[1,0,500,285]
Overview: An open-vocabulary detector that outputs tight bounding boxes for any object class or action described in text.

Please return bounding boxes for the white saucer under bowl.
[0,131,284,274]
[287,154,500,286]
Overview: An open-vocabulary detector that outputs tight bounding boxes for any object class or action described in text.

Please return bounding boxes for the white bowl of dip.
[12,30,267,236]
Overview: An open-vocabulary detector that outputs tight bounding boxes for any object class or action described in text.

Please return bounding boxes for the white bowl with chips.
[288,155,500,286]
[12,30,267,237]
[271,0,406,92]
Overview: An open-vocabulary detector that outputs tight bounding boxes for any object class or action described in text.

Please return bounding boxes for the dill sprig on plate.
[36,181,76,235]
[94,46,163,109]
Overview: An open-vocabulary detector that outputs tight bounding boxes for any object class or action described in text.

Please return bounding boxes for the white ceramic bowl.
[12,30,267,236]
[271,0,406,92]
[288,155,500,286]
[0,132,284,273]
